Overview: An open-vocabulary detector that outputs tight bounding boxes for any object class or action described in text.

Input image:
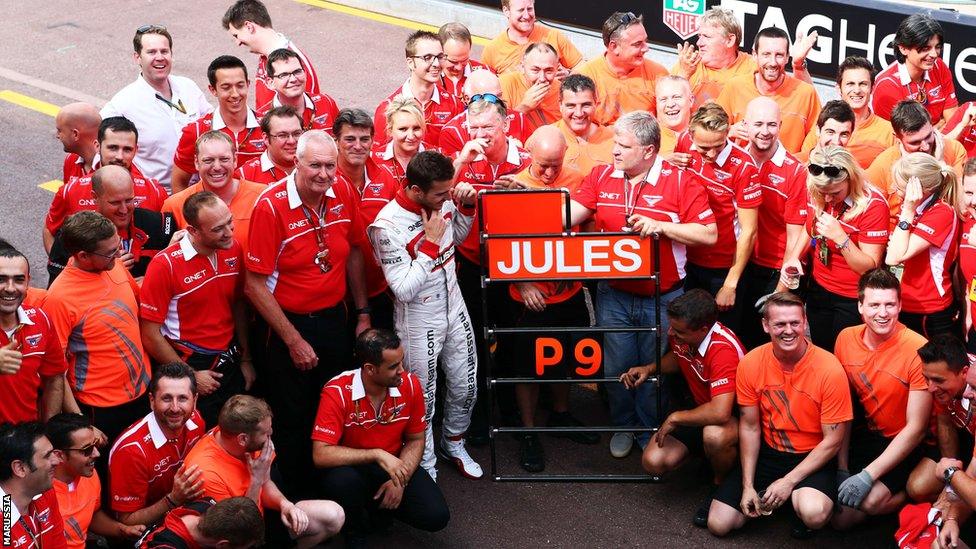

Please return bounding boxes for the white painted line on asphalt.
[0,66,107,107]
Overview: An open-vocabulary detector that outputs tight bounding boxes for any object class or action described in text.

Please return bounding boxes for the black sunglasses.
[136,24,167,34]
[64,444,97,457]
[608,12,638,40]
[808,163,846,178]
[468,93,505,107]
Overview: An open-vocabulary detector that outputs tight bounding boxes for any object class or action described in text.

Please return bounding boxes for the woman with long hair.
[885,152,963,337]
[372,95,431,186]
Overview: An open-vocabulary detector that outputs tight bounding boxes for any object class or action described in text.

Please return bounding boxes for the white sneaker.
[438,437,484,479]
[610,432,634,458]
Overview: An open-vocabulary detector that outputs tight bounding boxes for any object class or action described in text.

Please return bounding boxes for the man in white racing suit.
[368,150,483,480]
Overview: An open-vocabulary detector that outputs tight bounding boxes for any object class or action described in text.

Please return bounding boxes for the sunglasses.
[136,24,168,34]
[65,444,97,457]
[468,93,505,107]
[608,12,638,40]
[808,163,846,178]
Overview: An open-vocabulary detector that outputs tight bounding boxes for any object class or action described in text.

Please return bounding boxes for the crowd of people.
[4,0,976,546]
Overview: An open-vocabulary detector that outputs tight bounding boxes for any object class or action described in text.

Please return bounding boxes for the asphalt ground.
[0,1,896,547]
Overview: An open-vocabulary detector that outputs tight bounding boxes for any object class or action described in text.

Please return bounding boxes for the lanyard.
[906,80,928,105]
[19,515,41,549]
[155,93,187,114]
[300,199,331,274]
[622,176,648,228]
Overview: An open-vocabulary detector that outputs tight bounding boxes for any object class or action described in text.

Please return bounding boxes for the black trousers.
[901,302,961,340]
[684,262,743,335]
[181,346,245,429]
[737,262,781,350]
[806,278,861,351]
[319,462,449,535]
[264,304,351,500]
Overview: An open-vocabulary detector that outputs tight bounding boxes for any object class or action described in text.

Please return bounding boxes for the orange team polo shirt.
[510,164,584,304]
[673,51,758,109]
[54,473,100,549]
[550,119,614,177]
[184,428,275,512]
[45,260,149,408]
[798,113,896,169]
[576,55,669,126]
[736,342,853,454]
[865,139,966,225]
[716,73,821,154]
[161,180,265,253]
[480,24,584,75]
[834,323,928,438]
[500,72,562,135]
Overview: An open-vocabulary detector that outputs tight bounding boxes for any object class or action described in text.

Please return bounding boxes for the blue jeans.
[596,281,681,447]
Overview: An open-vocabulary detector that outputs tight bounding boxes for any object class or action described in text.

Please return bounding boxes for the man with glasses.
[0,422,67,549]
[438,69,530,158]
[437,22,489,98]
[163,131,266,252]
[102,24,212,190]
[47,165,177,284]
[577,12,667,126]
[237,106,302,185]
[314,329,449,546]
[501,42,562,134]
[480,0,583,75]
[109,363,206,529]
[258,48,339,134]
[48,413,145,547]
[45,210,151,451]
[373,30,464,147]
[246,130,370,498]
[222,0,320,111]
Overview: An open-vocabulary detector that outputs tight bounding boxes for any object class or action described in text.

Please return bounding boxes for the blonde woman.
[372,95,431,186]
[885,152,963,337]
[781,145,889,348]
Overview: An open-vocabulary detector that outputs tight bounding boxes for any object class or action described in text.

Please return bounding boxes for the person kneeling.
[621,289,743,528]
[313,329,450,547]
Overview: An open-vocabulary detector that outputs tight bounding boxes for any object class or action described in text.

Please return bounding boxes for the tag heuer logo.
[663,0,705,40]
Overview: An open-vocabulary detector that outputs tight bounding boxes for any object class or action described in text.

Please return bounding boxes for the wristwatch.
[945,466,960,485]
[355,306,372,316]
[896,220,912,231]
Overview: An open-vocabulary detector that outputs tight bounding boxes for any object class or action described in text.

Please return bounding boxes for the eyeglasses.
[270,130,304,141]
[87,247,121,260]
[136,24,168,34]
[64,444,97,457]
[808,163,846,178]
[469,93,504,107]
[272,67,304,81]
[608,12,638,41]
[409,53,445,65]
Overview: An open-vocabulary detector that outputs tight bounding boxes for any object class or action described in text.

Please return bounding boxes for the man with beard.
[109,363,206,528]
[576,12,668,126]
[314,329,449,546]
[237,106,302,185]
[55,102,100,182]
[45,116,169,253]
[184,395,344,548]
[707,292,852,539]
[831,269,931,529]
[48,413,145,547]
[717,27,821,153]
[0,422,67,549]
[48,165,177,283]
[737,98,809,349]
[501,43,563,134]
[171,55,266,193]
[257,48,339,134]
[548,74,613,176]
[480,0,583,75]
[373,31,463,147]
[141,192,253,426]
[163,131,267,251]
[0,245,66,425]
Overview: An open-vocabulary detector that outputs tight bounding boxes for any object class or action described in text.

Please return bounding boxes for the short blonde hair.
[893,152,964,217]
[384,95,426,133]
[688,102,729,135]
[807,145,872,221]
[699,7,742,47]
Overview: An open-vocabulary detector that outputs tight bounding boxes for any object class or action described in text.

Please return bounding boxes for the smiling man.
[257,48,339,134]
[655,75,694,157]
[237,106,303,185]
[480,0,583,75]
[0,422,67,549]
[548,74,613,176]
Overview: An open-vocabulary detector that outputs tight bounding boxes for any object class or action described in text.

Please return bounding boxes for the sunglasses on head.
[136,24,167,34]
[808,163,846,178]
[608,12,638,39]
[468,93,504,107]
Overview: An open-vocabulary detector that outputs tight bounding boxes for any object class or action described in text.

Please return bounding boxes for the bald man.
[55,102,101,182]
[47,165,177,284]
[507,125,595,471]
[738,97,809,349]
[656,76,695,158]
[501,43,562,134]
[439,69,531,157]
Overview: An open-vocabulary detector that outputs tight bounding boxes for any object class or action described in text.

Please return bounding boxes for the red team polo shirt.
[172,109,267,174]
[312,369,427,457]
[807,189,890,298]
[572,158,715,294]
[373,80,464,147]
[45,164,168,234]
[453,139,531,263]
[256,92,340,134]
[337,161,399,297]
[0,306,67,424]
[234,151,290,185]
[944,101,976,158]
[140,237,243,351]
[108,410,205,513]
[438,110,532,158]
[62,153,94,183]
[0,486,66,549]
[370,142,435,188]
[439,60,489,98]
[901,200,959,313]
[246,173,366,314]
[253,36,320,110]
[961,215,976,332]
[872,58,958,124]
[752,144,809,269]
[677,140,761,269]
[671,322,744,406]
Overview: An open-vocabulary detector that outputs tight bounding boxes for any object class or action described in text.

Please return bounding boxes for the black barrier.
[477,188,663,482]
[458,0,976,102]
